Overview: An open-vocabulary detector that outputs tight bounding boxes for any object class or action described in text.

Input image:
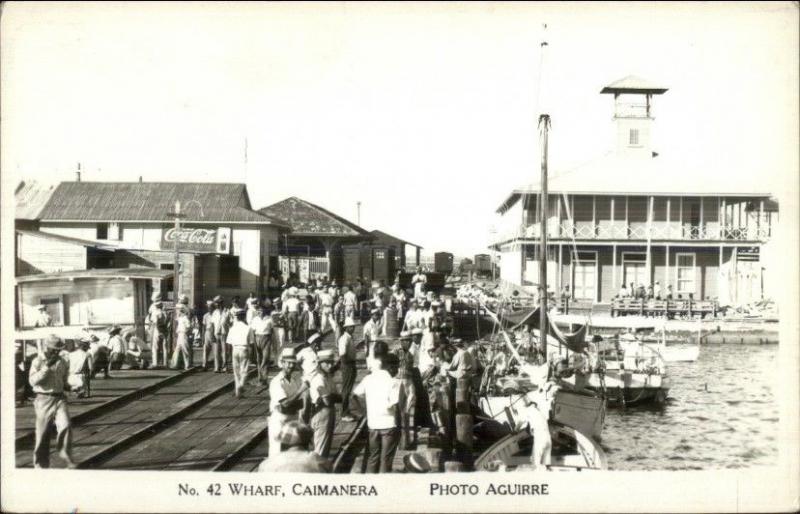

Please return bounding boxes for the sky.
[2,2,798,257]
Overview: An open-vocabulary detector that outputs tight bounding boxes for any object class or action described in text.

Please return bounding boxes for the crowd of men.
[23,268,480,473]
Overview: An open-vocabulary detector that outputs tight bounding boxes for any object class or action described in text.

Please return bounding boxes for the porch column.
[665,244,670,290]
[718,244,723,302]
[558,243,563,292]
[592,195,596,237]
[610,196,615,235]
[699,196,705,237]
[612,243,617,294]
[666,197,671,236]
[721,197,727,238]
[321,238,335,279]
[625,196,629,239]
[759,199,764,237]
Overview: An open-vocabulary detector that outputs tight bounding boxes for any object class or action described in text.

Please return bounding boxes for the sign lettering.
[160,227,231,254]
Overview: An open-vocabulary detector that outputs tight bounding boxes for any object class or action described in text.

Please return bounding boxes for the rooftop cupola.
[601,75,667,157]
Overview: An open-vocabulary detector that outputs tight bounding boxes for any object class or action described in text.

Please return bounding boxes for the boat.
[560,328,671,406]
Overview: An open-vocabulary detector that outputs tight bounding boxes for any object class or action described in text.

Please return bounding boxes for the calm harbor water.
[600,343,779,470]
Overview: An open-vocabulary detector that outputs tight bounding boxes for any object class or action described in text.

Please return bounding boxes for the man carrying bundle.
[268,347,306,457]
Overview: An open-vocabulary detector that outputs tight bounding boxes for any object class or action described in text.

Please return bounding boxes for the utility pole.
[167,200,185,367]
[357,201,361,226]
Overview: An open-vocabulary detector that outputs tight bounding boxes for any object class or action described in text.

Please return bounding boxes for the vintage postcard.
[1,2,798,512]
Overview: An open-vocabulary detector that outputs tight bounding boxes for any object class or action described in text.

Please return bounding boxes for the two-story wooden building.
[492,76,778,306]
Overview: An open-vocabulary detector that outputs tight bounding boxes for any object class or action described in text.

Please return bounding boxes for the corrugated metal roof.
[497,154,776,213]
[258,197,372,237]
[37,182,288,226]
[15,181,57,220]
[601,75,668,94]
[16,267,173,283]
[369,229,423,249]
[16,229,119,250]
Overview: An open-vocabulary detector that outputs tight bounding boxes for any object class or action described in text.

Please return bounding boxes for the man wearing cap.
[268,348,307,457]
[245,292,259,324]
[107,325,126,371]
[68,337,93,398]
[338,319,358,422]
[297,333,322,384]
[402,300,422,332]
[258,421,330,472]
[308,349,341,458]
[352,353,401,473]
[147,295,169,368]
[29,335,76,468]
[250,304,274,384]
[227,307,252,397]
[171,304,193,370]
[202,299,219,372]
[34,304,52,328]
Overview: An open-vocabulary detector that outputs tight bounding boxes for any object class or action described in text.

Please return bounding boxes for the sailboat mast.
[537,31,550,358]
[538,113,550,357]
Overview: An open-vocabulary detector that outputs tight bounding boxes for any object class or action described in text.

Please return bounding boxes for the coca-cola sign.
[160,227,231,254]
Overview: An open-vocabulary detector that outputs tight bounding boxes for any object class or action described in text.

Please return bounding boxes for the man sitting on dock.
[107,325,126,371]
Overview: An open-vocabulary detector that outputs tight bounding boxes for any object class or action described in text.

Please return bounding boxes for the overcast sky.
[2,2,797,256]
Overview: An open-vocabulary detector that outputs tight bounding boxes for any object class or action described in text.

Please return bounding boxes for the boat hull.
[563,371,670,407]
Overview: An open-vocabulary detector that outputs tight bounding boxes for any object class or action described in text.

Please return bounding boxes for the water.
[600,344,779,470]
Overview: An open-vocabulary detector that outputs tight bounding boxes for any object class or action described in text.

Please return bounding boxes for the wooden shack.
[16,268,173,336]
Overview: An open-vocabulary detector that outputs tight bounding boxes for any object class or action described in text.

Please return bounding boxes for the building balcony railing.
[492,223,771,245]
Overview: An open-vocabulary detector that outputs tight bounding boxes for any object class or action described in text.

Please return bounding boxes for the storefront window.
[219,255,240,288]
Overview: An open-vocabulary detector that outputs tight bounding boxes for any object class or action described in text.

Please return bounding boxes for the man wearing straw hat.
[338,318,358,422]
[29,335,76,468]
[268,347,307,457]
[107,325,126,371]
[213,296,231,372]
[308,349,341,458]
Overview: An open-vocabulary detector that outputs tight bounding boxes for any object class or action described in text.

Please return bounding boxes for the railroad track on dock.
[15,368,271,471]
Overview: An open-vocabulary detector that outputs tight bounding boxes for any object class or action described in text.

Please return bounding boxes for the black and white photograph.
[1,2,798,512]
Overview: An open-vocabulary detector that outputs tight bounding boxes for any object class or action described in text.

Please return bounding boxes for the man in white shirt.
[352,354,400,473]
[226,308,252,398]
[412,267,427,300]
[362,309,383,356]
[308,349,340,458]
[30,336,76,468]
[317,287,339,340]
[342,286,358,324]
[268,348,306,457]
[403,301,422,332]
[171,306,193,371]
[34,304,52,327]
[250,304,274,385]
[282,287,301,343]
